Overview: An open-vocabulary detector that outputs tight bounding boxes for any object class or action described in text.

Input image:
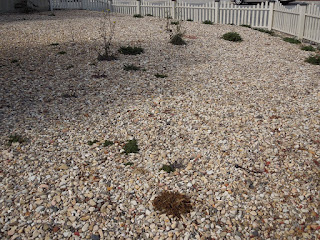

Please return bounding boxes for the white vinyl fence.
[50,0,320,44]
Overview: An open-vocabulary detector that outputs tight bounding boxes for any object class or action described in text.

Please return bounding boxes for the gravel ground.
[0,10,320,240]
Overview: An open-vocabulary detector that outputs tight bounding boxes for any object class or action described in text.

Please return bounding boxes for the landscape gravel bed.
[0,10,319,240]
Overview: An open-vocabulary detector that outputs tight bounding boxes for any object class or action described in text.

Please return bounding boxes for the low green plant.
[240,24,251,28]
[253,28,275,36]
[123,64,140,71]
[123,139,139,154]
[146,14,153,16]
[202,20,213,25]
[124,162,134,166]
[283,37,301,44]
[155,73,168,78]
[170,34,186,45]
[222,32,243,42]
[171,21,179,25]
[118,46,144,55]
[50,43,59,46]
[133,14,143,18]
[160,164,175,173]
[11,59,18,63]
[88,140,98,145]
[187,19,193,21]
[8,134,24,145]
[58,51,66,55]
[103,140,114,147]
[301,45,315,51]
[305,55,320,65]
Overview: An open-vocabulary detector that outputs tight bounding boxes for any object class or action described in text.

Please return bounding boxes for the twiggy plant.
[97,10,117,61]
[165,11,186,45]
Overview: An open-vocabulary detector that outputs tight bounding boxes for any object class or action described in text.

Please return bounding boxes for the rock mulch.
[0,10,319,240]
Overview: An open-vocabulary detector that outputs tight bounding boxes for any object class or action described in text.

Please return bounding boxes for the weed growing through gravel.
[50,43,59,46]
[146,14,153,16]
[170,34,186,45]
[124,162,134,166]
[305,55,320,65]
[123,64,140,71]
[301,45,315,51]
[203,20,213,25]
[103,140,114,147]
[58,51,66,55]
[187,19,193,21]
[155,73,168,78]
[253,28,275,36]
[88,140,98,145]
[133,14,143,18]
[11,59,18,63]
[8,134,24,145]
[160,164,175,173]
[152,191,192,219]
[240,24,251,28]
[283,37,301,44]
[118,46,144,55]
[123,139,139,154]
[171,21,179,25]
[222,32,243,42]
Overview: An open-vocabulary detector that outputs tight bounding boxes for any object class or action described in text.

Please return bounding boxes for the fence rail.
[50,0,320,44]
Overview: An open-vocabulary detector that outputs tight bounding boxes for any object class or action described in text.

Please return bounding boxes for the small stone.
[88,199,96,206]
[36,206,45,212]
[250,211,257,216]
[91,234,100,240]
[57,164,68,170]
[82,223,89,232]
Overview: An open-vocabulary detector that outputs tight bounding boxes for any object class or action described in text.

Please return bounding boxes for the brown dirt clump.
[152,191,192,219]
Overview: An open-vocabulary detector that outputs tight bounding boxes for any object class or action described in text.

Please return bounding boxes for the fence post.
[49,0,53,11]
[171,0,177,19]
[136,0,141,15]
[297,3,307,40]
[108,0,113,12]
[268,1,275,31]
[214,0,219,24]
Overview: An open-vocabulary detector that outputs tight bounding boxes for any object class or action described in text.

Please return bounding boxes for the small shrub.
[240,24,251,28]
[170,34,186,45]
[103,140,114,147]
[8,134,24,145]
[152,191,192,219]
[305,55,320,65]
[11,59,18,63]
[171,21,179,25]
[58,51,66,55]
[97,54,117,61]
[123,139,139,154]
[253,28,275,36]
[133,14,143,18]
[187,19,193,21]
[202,20,213,25]
[160,164,175,173]
[50,43,59,46]
[118,46,144,55]
[88,140,98,145]
[124,162,134,166]
[146,14,153,16]
[123,64,140,71]
[301,45,315,51]
[222,32,243,42]
[283,37,301,44]
[155,73,168,78]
